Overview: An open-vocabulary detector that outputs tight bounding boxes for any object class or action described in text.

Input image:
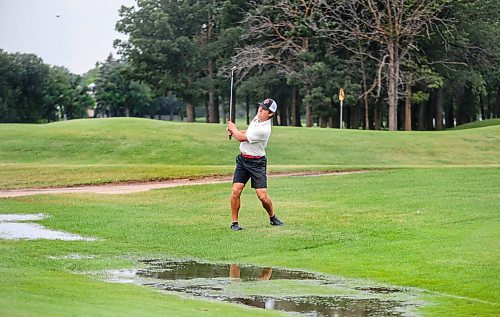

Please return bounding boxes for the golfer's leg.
[231,183,245,222]
[256,188,274,217]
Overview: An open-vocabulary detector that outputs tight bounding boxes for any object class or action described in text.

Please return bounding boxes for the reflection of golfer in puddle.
[230,264,276,309]
[229,264,272,281]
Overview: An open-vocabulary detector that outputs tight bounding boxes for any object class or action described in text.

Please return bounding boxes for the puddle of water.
[0,214,97,241]
[226,296,407,317]
[48,253,96,260]
[102,259,423,317]
[138,259,318,282]
[0,213,47,222]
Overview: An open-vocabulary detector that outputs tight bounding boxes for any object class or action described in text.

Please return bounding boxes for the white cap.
[258,98,277,113]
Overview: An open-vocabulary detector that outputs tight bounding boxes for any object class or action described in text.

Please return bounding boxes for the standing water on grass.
[0,214,96,241]
[103,259,424,316]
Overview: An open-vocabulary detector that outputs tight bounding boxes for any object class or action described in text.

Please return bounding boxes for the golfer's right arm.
[227,121,248,142]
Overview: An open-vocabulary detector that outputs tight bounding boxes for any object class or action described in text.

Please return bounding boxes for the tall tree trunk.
[427,92,436,130]
[404,81,412,131]
[319,115,327,128]
[369,99,375,129]
[363,91,369,130]
[305,94,313,127]
[221,96,226,124]
[350,105,361,129]
[486,90,492,119]
[445,98,454,128]
[374,99,382,130]
[435,88,444,130]
[417,103,424,130]
[495,85,500,118]
[291,86,301,126]
[302,38,313,127]
[387,40,398,131]
[479,93,485,120]
[455,85,472,125]
[215,95,220,123]
[208,58,218,123]
[186,102,194,122]
[279,96,288,126]
[329,99,335,128]
[296,92,302,127]
[359,42,370,130]
[205,95,209,123]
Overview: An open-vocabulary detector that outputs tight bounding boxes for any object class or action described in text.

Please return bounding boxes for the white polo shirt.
[240,115,272,157]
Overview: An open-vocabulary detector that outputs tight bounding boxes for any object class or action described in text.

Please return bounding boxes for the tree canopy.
[1,0,498,129]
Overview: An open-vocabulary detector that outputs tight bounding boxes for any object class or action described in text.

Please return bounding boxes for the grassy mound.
[0,117,498,188]
[0,117,499,166]
[451,118,500,130]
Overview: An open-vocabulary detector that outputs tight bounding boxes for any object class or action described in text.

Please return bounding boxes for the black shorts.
[233,155,267,189]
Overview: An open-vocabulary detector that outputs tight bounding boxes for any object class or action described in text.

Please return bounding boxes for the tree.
[95,57,152,117]
[0,50,22,122]
[116,0,211,122]
[42,67,74,121]
[320,0,450,130]
[233,0,323,127]
[13,53,50,122]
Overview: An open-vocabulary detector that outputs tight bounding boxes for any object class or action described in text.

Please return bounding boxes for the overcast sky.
[0,0,136,75]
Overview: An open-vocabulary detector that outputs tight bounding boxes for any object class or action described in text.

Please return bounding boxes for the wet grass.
[1,117,499,189]
[1,118,498,315]
[0,167,498,316]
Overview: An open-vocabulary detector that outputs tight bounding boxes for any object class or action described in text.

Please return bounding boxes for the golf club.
[229,66,236,140]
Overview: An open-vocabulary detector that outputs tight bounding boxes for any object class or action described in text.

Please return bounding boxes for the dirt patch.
[0,170,368,198]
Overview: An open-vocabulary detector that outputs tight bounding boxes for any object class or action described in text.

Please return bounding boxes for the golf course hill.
[0,117,498,189]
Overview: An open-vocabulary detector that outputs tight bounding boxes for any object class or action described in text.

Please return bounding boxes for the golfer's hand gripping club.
[228,108,232,140]
[227,120,236,136]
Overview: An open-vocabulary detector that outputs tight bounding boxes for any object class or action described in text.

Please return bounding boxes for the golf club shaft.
[229,67,235,140]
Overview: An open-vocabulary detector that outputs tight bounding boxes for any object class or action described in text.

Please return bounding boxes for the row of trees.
[0,50,94,123]
[1,0,499,130]
[0,51,164,123]
[115,0,499,130]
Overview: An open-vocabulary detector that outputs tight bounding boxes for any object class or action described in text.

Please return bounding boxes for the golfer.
[226,98,284,231]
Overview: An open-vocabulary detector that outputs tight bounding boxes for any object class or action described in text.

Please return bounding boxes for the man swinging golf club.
[226,98,285,231]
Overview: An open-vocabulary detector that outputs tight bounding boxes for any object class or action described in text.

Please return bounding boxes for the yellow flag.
[339,88,345,101]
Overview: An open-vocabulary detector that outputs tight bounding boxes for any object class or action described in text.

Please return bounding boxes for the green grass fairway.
[1,118,499,316]
[0,168,498,316]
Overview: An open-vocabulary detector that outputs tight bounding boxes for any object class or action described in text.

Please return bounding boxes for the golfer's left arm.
[227,121,248,142]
